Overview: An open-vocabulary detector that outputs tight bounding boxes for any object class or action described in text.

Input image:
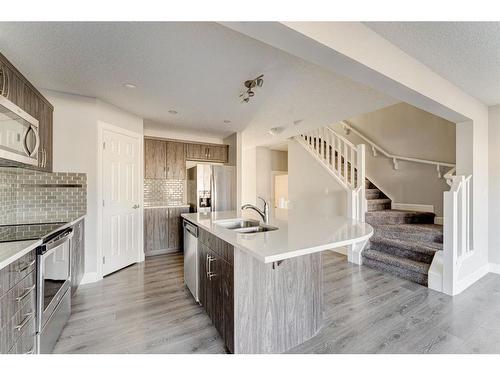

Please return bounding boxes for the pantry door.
[100,123,142,276]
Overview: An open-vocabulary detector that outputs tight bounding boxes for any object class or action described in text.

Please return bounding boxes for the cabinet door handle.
[16,285,35,303]
[14,313,33,331]
[25,346,35,355]
[17,259,36,274]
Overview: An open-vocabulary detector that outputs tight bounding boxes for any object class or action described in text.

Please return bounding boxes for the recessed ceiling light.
[223,120,231,124]
[124,83,136,89]
[168,110,178,115]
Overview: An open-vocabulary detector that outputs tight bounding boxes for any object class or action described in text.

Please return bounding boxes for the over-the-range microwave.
[0,94,40,166]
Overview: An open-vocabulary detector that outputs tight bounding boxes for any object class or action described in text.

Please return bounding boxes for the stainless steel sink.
[233,225,278,234]
[215,219,278,234]
[215,219,260,230]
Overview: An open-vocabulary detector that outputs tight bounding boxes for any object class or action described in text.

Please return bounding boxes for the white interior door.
[102,128,141,276]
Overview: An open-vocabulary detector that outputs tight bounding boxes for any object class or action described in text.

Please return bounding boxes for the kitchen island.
[182,210,372,354]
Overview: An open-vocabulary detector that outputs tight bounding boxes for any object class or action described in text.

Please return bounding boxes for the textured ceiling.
[365,22,500,106]
[0,22,397,138]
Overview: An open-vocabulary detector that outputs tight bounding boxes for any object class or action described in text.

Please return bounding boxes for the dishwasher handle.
[184,220,198,238]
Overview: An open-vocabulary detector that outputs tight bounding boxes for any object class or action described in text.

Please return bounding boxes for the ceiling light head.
[240,74,264,103]
[168,110,178,115]
[124,83,136,89]
[269,127,284,136]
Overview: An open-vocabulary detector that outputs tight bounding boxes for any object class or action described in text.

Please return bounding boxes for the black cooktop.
[0,222,68,243]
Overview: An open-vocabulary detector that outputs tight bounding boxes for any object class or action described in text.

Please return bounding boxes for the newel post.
[357,144,366,222]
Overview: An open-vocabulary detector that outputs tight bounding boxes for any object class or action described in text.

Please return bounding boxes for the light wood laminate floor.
[53,251,500,354]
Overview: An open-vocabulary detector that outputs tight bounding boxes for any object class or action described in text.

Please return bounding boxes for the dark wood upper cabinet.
[144,139,167,179]
[0,53,53,172]
[185,142,228,163]
[166,141,186,180]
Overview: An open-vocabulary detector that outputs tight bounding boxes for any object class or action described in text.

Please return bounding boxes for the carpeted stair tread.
[365,209,435,225]
[369,235,440,263]
[362,248,430,276]
[372,224,443,243]
[365,188,382,199]
[362,254,428,285]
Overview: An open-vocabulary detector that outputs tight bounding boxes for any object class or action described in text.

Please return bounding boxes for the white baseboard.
[434,217,444,225]
[391,203,434,213]
[455,263,490,295]
[80,272,99,285]
[489,263,500,274]
[145,248,181,257]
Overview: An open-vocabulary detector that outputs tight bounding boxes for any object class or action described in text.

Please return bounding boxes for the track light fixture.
[240,74,264,103]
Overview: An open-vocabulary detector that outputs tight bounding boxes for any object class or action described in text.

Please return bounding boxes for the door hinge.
[102,200,105,207]
[102,256,106,264]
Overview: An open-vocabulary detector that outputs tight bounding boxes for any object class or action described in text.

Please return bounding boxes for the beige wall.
[288,140,346,217]
[489,105,500,265]
[271,150,288,171]
[332,102,455,216]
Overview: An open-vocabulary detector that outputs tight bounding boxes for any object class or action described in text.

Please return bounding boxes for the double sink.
[215,219,278,234]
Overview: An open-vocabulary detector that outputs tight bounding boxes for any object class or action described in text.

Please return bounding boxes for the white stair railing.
[339,121,455,179]
[443,174,472,295]
[297,127,366,222]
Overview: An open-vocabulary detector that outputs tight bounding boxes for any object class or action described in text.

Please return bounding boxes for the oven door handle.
[44,229,74,252]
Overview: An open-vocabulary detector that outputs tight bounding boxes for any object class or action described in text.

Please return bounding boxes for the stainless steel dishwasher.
[183,220,199,302]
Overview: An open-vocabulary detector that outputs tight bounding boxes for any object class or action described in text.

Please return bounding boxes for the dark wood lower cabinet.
[70,218,85,295]
[197,229,234,353]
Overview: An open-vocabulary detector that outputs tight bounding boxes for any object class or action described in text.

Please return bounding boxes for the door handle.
[132,204,140,209]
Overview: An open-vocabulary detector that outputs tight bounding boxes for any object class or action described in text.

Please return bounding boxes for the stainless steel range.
[36,227,73,354]
[0,222,74,354]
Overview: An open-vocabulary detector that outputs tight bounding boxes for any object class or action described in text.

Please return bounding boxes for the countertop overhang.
[182,210,373,263]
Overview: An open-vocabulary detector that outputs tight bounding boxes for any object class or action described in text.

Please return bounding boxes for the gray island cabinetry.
[193,223,322,354]
[182,210,373,354]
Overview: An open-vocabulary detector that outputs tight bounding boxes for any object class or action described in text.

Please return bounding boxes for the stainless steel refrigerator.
[187,164,236,213]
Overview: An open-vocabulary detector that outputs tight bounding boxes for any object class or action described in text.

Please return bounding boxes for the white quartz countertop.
[0,214,86,270]
[182,210,373,263]
[0,239,41,270]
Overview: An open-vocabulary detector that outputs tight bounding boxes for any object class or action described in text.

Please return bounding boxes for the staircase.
[363,179,443,286]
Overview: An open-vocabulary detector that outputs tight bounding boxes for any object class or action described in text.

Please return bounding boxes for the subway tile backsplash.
[144,179,185,207]
[0,168,87,225]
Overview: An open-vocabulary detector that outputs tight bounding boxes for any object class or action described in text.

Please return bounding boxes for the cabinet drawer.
[0,271,36,354]
[198,228,233,265]
[0,250,36,297]
[7,315,36,354]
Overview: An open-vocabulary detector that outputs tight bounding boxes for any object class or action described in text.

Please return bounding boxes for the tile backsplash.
[144,179,185,207]
[0,168,87,225]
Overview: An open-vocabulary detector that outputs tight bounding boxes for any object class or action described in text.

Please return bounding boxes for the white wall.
[144,120,224,144]
[489,105,500,266]
[331,102,455,216]
[288,140,346,217]
[42,89,144,278]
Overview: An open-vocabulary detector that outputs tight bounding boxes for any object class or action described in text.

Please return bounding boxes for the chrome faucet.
[242,196,269,224]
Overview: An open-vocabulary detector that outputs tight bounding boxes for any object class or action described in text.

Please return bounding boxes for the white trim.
[97,121,144,280]
[145,248,181,257]
[489,263,500,274]
[454,263,489,295]
[434,217,444,225]
[391,203,435,213]
[80,272,99,285]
